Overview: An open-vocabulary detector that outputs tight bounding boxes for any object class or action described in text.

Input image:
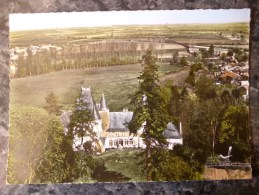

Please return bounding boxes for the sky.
[9,9,250,31]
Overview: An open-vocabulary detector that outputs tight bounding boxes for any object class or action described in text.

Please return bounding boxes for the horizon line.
[10,21,249,32]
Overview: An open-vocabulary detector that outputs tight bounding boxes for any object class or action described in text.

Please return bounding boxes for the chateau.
[61,87,183,153]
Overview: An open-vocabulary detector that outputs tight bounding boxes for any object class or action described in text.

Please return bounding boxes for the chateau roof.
[81,87,101,120]
[163,122,182,139]
[81,87,94,111]
[106,128,130,132]
[100,92,108,111]
[107,112,133,132]
[60,111,72,128]
[93,101,101,120]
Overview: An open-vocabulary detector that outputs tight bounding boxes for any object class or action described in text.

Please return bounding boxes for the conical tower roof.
[100,92,108,111]
[80,87,94,111]
[92,101,101,120]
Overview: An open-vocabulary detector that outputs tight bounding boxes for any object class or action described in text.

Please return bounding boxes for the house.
[219,70,241,84]
[238,80,249,100]
[61,87,183,153]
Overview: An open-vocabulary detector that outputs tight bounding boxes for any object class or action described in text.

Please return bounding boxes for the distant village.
[188,45,249,100]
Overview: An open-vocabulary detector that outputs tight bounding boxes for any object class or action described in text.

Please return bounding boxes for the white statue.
[219,146,232,162]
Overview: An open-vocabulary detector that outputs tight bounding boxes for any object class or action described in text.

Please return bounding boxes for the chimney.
[179,122,182,135]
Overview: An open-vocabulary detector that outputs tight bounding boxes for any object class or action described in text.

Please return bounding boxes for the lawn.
[94,149,145,182]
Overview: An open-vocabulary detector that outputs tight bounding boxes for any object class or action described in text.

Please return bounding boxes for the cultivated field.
[10,23,249,48]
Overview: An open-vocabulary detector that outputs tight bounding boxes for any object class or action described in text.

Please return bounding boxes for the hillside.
[11,63,188,111]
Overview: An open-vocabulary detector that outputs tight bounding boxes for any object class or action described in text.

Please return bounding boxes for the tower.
[100,92,108,111]
[99,92,110,135]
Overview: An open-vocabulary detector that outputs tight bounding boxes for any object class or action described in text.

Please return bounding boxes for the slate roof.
[106,112,133,132]
[81,87,101,120]
[60,111,72,128]
[92,101,101,120]
[163,122,182,139]
[81,87,94,111]
[100,93,108,111]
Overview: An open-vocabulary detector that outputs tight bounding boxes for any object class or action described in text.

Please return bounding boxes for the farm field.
[10,23,249,48]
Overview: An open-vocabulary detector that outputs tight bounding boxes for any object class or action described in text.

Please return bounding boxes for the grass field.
[11,63,186,111]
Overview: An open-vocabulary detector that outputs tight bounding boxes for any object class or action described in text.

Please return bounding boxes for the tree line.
[14,39,168,78]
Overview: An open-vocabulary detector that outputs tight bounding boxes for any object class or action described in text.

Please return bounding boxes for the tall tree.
[128,50,168,181]
[44,91,62,115]
[68,92,97,153]
[195,75,217,100]
[208,44,215,57]
[180,56,188,66]
[35,116,77,183]
[8,106,50,184]
[68,90,100,179]
[170,51,179,65]
[219,104,250,162]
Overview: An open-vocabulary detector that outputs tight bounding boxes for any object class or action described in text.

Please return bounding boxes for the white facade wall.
[167,138,183,150]
[103,136,145,149]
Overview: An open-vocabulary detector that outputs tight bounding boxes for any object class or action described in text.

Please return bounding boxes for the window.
[109,140,113,147]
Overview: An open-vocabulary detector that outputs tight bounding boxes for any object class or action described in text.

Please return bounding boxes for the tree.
[185,69,195,86]
[185,62,204,87]
[151,149,201,181]
[180,56,188,66]
[16,54,26,78]
[160,82,186,123]
[195,75,217,100]
[68,90,100,179]
[199,48,209,58]
[44,91,62,115]
[191,62,204,72]
[35,116,77,183]
[219,105,250,162]
[128,50,169,181]
[208,44,215,57]
[68,91,98,153]
[8,106,50,183]
[227,50,234,57]
[170,51,179,65]
[181,98,213,164]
